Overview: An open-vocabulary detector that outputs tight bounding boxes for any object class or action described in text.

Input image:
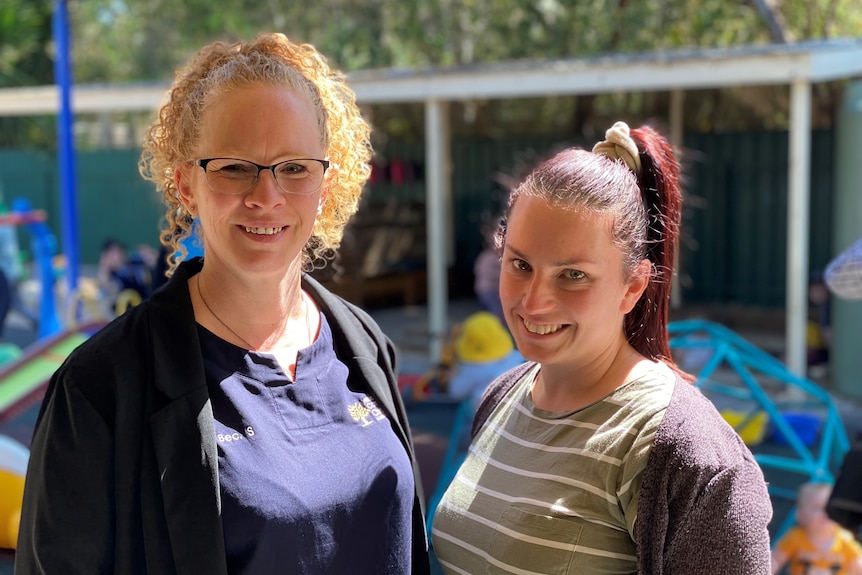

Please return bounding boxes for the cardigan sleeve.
[471,361,534,438]
[635,381,773,575]
[15,369,116,574]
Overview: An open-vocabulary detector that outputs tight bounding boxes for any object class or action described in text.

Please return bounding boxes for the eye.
[275,161,310,179]
[562,269,586,280]
[511,258,530,272]
[209,160,255,178]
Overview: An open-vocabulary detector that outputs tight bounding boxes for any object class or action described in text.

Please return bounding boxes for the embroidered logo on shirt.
[348,397,387,427]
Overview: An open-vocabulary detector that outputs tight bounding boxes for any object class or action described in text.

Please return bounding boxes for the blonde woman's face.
[175,83,327,280]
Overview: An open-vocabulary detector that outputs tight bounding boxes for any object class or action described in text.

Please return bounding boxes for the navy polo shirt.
[199,313,414,574]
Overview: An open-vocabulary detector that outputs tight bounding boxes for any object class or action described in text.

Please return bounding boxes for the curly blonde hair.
[139,33,372,276]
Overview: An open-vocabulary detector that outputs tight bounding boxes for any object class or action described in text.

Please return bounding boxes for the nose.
[521,274,555,314]
[244,169,285,208]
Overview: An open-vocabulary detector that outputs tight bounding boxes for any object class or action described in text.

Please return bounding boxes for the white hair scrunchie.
[592,121,642,175]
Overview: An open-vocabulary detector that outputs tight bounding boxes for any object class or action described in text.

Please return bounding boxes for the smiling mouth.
[244,226,284,235]
[523,319,564,335]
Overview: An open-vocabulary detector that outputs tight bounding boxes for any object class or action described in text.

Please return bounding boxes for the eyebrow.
[505,245,600,267]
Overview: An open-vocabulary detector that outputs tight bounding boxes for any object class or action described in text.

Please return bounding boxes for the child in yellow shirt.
[772,482,862,575]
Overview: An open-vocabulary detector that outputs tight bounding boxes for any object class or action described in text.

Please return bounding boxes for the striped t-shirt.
[431,361,675,575]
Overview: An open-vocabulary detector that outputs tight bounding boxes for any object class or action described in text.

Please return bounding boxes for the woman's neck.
[531,344,650,412]
[192,268,315,354]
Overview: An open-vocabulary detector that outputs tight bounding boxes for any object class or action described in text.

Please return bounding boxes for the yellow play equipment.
[0,435,28,549]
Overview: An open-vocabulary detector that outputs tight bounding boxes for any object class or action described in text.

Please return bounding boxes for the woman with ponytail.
[431,122,772,574]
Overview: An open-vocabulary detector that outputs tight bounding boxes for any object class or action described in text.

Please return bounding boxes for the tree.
[0,0,55,147]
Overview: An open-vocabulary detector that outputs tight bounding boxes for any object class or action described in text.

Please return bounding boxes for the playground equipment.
[0,434,27,549]
[423,319,852,541]
[1,199,62,340]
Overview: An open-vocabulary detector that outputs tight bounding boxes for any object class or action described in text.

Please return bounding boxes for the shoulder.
[50,267,196,412]
[661,378,726,432]
[640,375,771,519]
[635,377,772,572]
[482,361,533,400]
[59,301,153,377]
[471,361,535,437]
[41,302,155,427]
[837,527,862,553]
[70,262,194,369]
[646,378,764,478]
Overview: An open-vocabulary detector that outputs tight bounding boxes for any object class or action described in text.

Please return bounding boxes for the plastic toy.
[0,434,28,549]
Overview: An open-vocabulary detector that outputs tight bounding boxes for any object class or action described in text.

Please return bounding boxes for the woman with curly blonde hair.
[17,33,431,575]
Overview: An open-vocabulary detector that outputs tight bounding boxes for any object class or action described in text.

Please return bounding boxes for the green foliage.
[2,0,862,145]
[0,0,55,147]
[0,0,53,86]
[781,0,862,39]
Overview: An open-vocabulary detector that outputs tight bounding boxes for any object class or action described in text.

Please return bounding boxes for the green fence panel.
[76,150,164,263]
[0,149,163,266]
[0,150,58,262]
[681,130,832,306]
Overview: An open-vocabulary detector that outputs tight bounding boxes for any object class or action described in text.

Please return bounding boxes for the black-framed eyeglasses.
[195,157,330,196]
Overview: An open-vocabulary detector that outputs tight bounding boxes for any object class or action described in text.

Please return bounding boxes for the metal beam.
[0,85,166,117]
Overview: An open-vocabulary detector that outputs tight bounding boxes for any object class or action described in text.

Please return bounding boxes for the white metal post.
[425,100,450,362]
[786,78,812,377]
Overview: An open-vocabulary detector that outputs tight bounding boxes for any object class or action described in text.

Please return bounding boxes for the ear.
[174,163,197,215]
[620,259,651,314]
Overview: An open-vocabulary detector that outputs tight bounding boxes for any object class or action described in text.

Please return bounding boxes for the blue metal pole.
[53,0,79,294]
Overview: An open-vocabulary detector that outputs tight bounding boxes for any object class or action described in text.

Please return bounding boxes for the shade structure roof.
[3,38,862,112]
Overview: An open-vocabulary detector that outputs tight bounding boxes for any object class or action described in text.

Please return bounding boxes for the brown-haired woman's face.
[499,195,647,370]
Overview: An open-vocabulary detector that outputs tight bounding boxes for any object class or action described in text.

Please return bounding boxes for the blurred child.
[807,272,831,372]
[408,311,524,408]
[473,249,502,320]
[97,239,157,315]
[772,482,862,575]
[473,223,504,324]
[446,311,525,410]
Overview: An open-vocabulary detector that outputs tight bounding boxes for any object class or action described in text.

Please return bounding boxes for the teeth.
[244,226,284,235]
[524,320,563,335]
